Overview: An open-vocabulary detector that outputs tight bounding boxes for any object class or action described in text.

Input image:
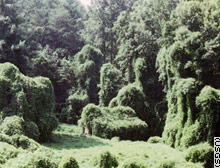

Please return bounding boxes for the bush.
[0,133,39,151]
[60,91,89,124]
[0,116,24,136]
[119,158,146,168]
[196,86,220,144]
[110,106,136,119]
[0,142,20,164]
[74,45,103,105]
[93,151,118,168]
[147,136,163,144]
[0,133,13,145]
[24,121,40,141]
[157,159,176,168]
[184,143,214,168]
[11,135,39,151]
[25,155,58,168]
[117,84,146,119]
[79,105,148,140]
[0,63,58,142]
[59,156,79,168]
[116,84,155,125]
[98,63,123,106]
[78,104,102,134]
[92,116,148,141]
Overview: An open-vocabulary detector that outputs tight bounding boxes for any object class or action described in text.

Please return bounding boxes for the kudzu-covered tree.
[98,63,123,106]
[60,45,103,123]
[0,63,58,142]
[114,0,179,83]
[156,0,220,148]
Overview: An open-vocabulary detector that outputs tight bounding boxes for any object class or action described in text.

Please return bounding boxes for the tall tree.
[157,0,220,148]
[0,0,28,73]
[83,0,135,63]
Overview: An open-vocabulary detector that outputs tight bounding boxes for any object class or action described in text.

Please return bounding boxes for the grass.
[1,123,204,168]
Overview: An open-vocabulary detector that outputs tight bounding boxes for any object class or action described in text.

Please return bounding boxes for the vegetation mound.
[184,143,214,168]
[79,104,148,140]
[59,156,79,168]
[92,151,118,168]
[0,62,58,142]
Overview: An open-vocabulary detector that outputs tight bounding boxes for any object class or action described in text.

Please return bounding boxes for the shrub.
[147,136,163,144]
[26,156,58,168]
[110,106,136,119]
[98,63,123,106]
[0,63,58,142]
[60,91,89,124]
[0,116,24,136]
[92,116,148,141]
[93,151,118,168]
[79,105,148,140]
[157,159,176,168]
[196,86,220,144]
[74,45,103,105]
[184,143,214,168]
[119,158,146,168]
[117,84,147,120]
[78,104,102,134]
[0,142,20,164]
[59,156,79,168]
[0,133,13,145]
[24,121,40,141]
[0,133,39,151]
[11,135,39,151]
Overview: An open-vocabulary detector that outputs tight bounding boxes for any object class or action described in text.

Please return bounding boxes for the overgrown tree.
[157,0,220,148]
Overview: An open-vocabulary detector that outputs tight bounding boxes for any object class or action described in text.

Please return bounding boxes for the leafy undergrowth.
[1,123,204,168]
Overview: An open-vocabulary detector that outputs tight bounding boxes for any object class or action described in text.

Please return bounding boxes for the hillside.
[1,124,204,168]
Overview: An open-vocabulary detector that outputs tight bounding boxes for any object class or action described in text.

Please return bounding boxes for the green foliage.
[156,159,176,168]
[24,121,40,141]
[72,44,103,105]
[0,116,24,136]
[108,97,118,108]
[93,151,118,168]
[12,134,39,150]
[60,91,89,124]
[79,104,148,140]
[83,0,135,62]
[78,103,102,133]
[116,84,147,120]
[0,63,58,142]
[10,123,202,168]
[0,142,19,164]
[110,106,136,119]
[147,136,163,144]
[92,115,148,141]
[115,84,158,136]
[99,63,123,106]
[157,0,220,148]
[184,143,214,168]
[119,158,146,168]
[59,156,79,168]
[19,153,58,168]
[196,86,220,143]
[0,0,28,73]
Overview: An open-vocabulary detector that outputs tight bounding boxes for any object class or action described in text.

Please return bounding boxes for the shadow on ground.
[43,133,110,150]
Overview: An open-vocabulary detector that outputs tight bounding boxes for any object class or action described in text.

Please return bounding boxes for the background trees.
[0,0,219,158]
[157,0,220,148]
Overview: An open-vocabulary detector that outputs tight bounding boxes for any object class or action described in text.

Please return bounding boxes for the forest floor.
[2,123,203,168]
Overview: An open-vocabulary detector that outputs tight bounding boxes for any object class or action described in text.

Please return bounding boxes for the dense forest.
[0,0,219,167]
